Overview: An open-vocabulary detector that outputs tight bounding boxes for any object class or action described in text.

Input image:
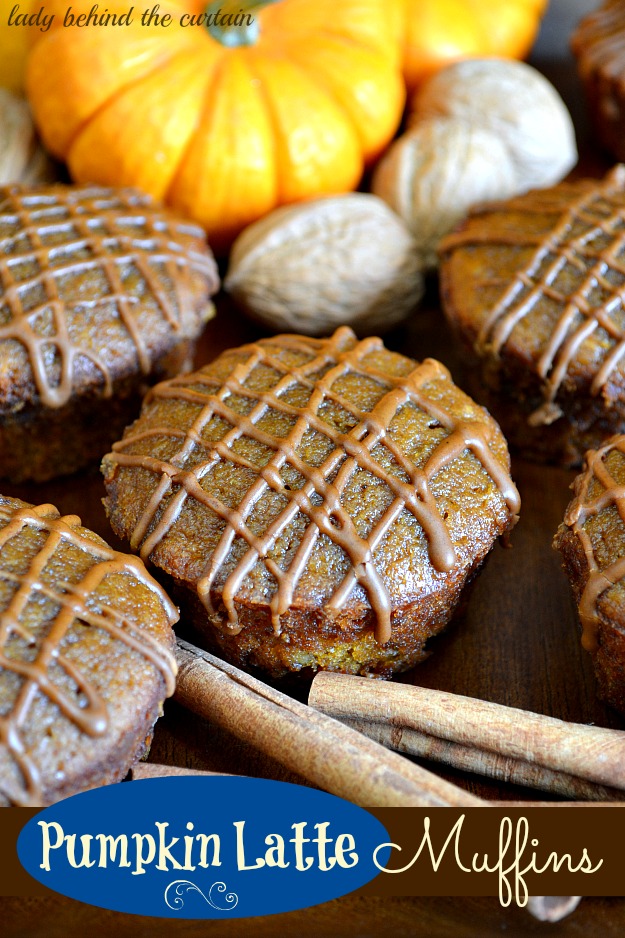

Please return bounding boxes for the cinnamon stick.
[308,673,625,795]
[170,643,579,923]
[341,716,623,801]
[130,763,226,780]
[174,638,483,808]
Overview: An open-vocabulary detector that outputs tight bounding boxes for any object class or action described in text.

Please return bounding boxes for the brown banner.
[2,806,624,900]
[2,810,50,896]
[362,806,625,900]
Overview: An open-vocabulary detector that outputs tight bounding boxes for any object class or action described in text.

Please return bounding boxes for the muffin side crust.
[555,436,625,715]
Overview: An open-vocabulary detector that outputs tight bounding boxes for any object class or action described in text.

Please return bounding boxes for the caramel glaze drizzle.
[441,165,625,426]
[108,327,520,646]
[563,435,625,654]
[0,184,218,409]
[0,500,178,807]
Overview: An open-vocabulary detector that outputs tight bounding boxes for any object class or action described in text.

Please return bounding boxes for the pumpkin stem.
[205,0,280,47]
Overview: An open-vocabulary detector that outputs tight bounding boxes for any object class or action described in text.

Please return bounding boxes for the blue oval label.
[17,776,390,918]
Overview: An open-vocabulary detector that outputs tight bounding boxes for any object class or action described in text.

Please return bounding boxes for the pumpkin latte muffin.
[555,436,625,716]
[572,0,625,164]
[439,166,625,467]
[0,183,219,482]
[102,327,519,679]
[0,496,178,807]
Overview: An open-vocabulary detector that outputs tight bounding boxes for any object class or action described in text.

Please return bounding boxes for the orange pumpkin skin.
[402,0,548,91]
[26,0,405,253]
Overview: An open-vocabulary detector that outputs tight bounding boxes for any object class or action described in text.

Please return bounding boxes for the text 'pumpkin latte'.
[102,327,520,679]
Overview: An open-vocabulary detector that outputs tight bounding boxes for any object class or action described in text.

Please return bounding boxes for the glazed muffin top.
[102,327,520,645]
[0,496,178,807]
[0,184,219,412]
[555,435,625,654]
[439,166,625,426]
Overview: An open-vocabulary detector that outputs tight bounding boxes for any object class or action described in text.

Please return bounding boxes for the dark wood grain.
[3,894,625,938]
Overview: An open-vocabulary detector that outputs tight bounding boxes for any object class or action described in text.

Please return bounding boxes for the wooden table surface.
[5,9,625,935]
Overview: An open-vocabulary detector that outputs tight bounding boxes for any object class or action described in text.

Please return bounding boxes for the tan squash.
[373,59,577,269]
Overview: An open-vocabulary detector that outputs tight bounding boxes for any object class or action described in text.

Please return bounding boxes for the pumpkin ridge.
[67,42,215,195]
[282,34,404,160]
[166,50,279,248]
[26,27,191,159]
[164,50,242,204]
[247,48,362,203]
[243,48,286,205]
[36,34,196,161]
[281,43,369,156]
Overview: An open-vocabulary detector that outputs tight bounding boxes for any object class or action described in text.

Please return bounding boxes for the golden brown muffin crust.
[0,183,219,481]
[0,184,219,411]
[103,327,519,678]
[0,496,178,807]
[439,167,625,466]
[555,436,625,715]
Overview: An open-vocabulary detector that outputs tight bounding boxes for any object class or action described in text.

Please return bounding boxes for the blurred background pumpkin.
[0,0,34,92]
[18,0,579,253]
[401,0,549,90]
[25,0,406,253]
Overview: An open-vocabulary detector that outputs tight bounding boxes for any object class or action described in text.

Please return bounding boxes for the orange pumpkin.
[0,0,35,92]
[401,0,548,91]
[26,0,405,252]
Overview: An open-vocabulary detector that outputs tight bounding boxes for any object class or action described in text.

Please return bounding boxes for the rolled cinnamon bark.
[173,638,483,809]
[308,673,625,795]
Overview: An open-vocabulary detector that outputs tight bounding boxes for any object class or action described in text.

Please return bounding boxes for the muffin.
[0,183,219,482]
[439,166,625,468]
[102,326,520,680]
[572,0,625,163]
[555,436,625,715]
[0,495,178,807]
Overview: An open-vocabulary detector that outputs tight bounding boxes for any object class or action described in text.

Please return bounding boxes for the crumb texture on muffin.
[0,496,178,807]
[440,166,625,465]
[103,327,519,678]
[0,183,219,411]
[0,183,220,482]
[555,435,625,714]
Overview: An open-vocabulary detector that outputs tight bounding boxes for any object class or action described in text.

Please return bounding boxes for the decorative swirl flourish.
[208,881,239,911]
[164,879,239,912]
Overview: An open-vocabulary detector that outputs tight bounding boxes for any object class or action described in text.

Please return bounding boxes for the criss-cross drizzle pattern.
[0,499,177,807]
[108,328,520,645]
[0,184,218,408]
[564,435,625,654]
[443,166,625,424]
